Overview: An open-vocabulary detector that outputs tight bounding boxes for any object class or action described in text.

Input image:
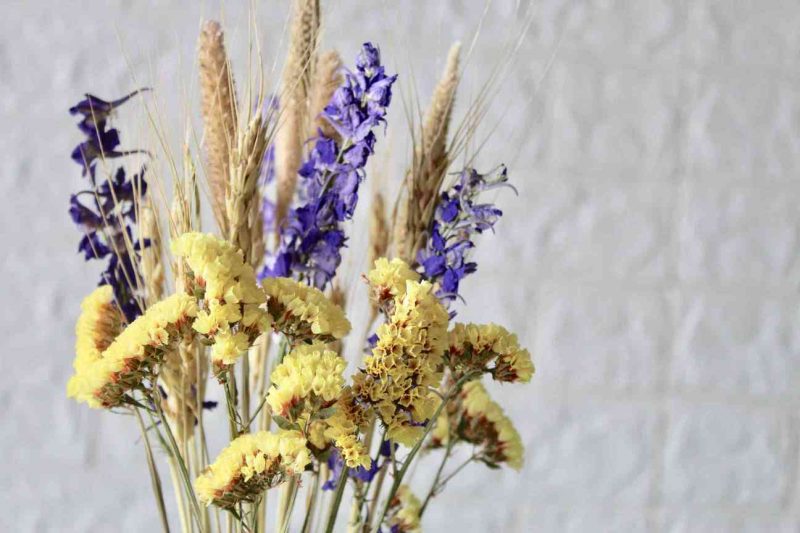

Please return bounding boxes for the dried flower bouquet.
[66,2,533,532]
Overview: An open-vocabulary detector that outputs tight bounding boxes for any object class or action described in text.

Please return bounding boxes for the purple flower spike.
[417,166,512,312]
[70,88,150,136]
[68,90,149,321]
[261,42,397,289]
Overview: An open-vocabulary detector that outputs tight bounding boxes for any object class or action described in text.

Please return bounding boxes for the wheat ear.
[198,20,238,235]
[226,115,269,267]
[275,0,320,227]
[140,199,165,305]
[369,191,389,267]
[403,42,461,263]
[307,49,342,141]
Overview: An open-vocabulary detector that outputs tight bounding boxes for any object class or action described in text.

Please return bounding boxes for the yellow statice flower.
[305,419,330,451]
[266,342,346,421]
[458,381,524,470]
[323,387,373,469]
[195,429,310,509]
[355,272,449,446]
[171,232,270,372]
[332,433,371,470]
[367,257,420,307]
[447,322,534,383]
[386,484,422,533]
[72,286,123,374]
[67,293,198,408]
[262,277,350,343]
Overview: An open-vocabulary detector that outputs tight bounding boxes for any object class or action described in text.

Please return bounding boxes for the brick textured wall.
[3,1,799,531]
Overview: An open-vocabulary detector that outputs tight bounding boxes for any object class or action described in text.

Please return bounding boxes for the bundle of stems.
[65,3,536,532]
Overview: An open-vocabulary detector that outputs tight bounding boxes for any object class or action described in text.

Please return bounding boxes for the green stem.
[324,465,349,533]
[371,373,478,532]
[418,439,454,517]
[142,405,189,531]
[134,407,171,533]
[245,390,270,429]
[360,428,386,518]
[301,469,321,533]
[435,454,477,490]
[241,352,251,431]
[250,497,261,533]
[279,476,300,533]
[224,370,240,438]
[364,461,387,532]
[153,388,204,531]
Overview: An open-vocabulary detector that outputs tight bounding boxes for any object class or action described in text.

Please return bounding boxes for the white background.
[2,0,799,531]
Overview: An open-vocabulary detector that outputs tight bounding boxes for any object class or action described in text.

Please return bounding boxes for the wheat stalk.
[275,0,320,228]
[420,42,461,180]
[198,20,238,236]
[369,191,389,267]
[140,199,165,306]
[401,42,461,264]
[307,49,342,141]
[226,115,269,266]
[161,337,203,444]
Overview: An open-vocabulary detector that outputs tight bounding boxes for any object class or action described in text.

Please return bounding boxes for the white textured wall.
[2,0,799,531]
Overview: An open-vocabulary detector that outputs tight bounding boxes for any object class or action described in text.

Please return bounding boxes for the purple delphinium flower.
[261,42,397,289]
[69,90,150,321]
[69,89,149,176]
[321,448,382,491]
[417,166,513,310]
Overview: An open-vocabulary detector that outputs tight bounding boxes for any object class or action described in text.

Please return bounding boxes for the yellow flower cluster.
[266,342,346,421]
[386,484,422,533]
[458,381,524,470]
[195,429,310,509]
[67,293,198,408]
[355,261,449,446]
[71,286,123,374]
[171,232,270,372]
[323,387,373,469]
[447,322,534,383]
[366,257,420,308]
[263,277,351,343]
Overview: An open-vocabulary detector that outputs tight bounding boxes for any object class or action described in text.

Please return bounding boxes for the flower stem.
[134,407,171,533]
[278,475,299,533]
[153,387,204,531]
[224,370,240,438]
[301,469,321,533]
[435,454,477,490]
[324,465,349,533]
[364,461,387,532]
[371,372,478,532]
[418,439,454,517]
[241,352,251,431]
